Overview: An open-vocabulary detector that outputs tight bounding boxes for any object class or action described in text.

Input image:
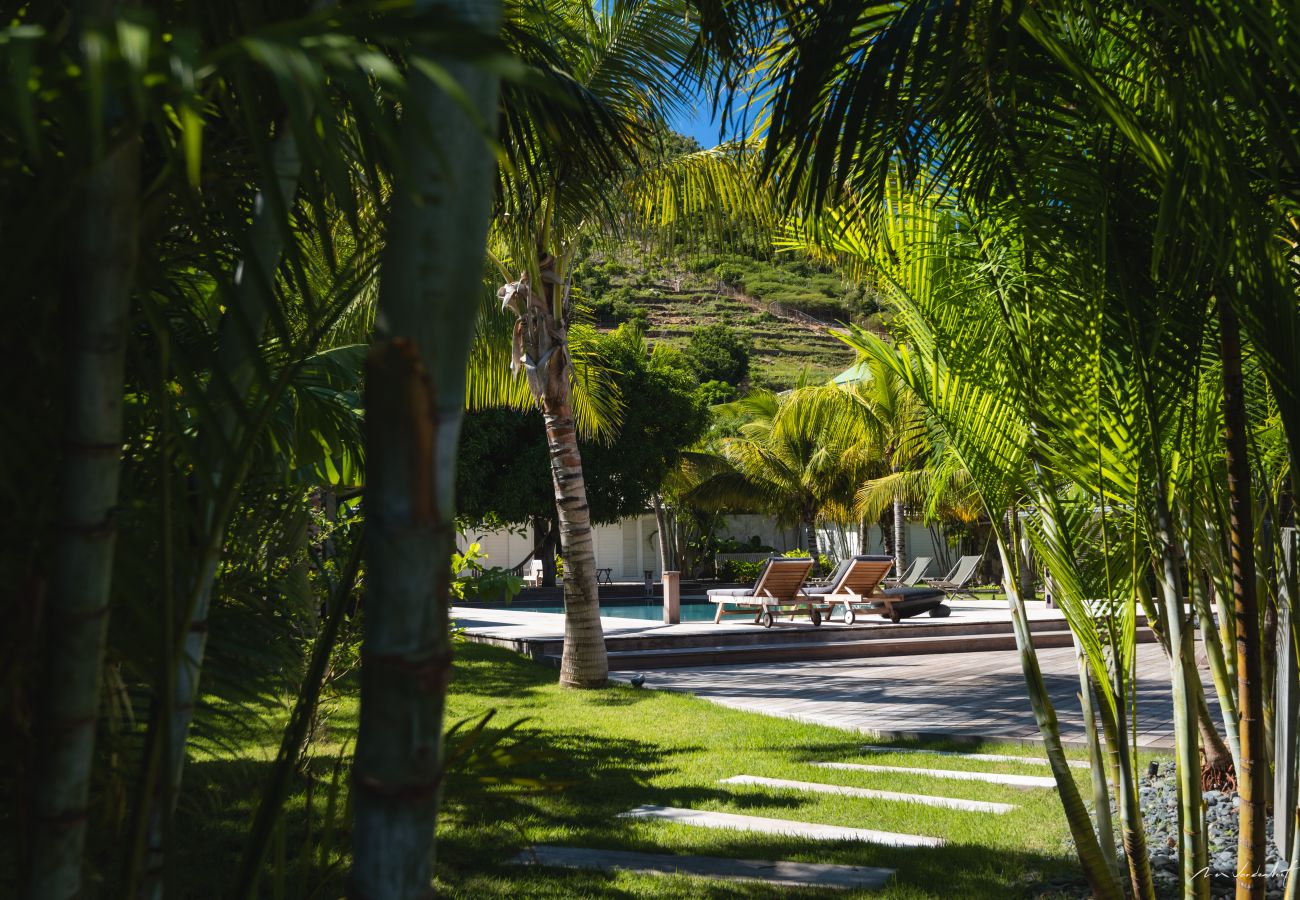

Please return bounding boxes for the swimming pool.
[526,602,718,622]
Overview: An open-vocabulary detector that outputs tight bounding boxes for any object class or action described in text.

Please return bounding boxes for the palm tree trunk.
[891,463,906,576]
[1192,564,1243,774]
[503,257,607,687]
[653,493,673,574]
[350,2,501,893]
[1151,503,1210,900]
[806,513,822,575]
[1075,642,1118,880]
[1098,675,1156,900]
[1220,301,1267,900]
[28,134,140,900]
[996,540,1123,900]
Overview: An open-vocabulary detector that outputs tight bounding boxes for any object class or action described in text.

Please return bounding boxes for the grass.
[158,641,1116,899]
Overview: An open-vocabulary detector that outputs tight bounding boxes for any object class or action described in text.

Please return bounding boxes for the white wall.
[462,514,953,582]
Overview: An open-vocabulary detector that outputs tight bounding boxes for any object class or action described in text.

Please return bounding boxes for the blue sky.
[669,99,727,147]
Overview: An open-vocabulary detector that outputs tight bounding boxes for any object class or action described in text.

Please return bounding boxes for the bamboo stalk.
[28,134,140,900]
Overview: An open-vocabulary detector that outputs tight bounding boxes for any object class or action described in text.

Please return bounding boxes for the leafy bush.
[781,548,834,572]
[719,559,766,582]
[685,323,750,386]
[453,543,524,602]
[589,285,640,324]
[713,262,747,285]
[687,254,722,272]
[695,379,737,407]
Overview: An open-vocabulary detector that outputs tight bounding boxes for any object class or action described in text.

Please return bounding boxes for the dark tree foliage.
[458,327,709,525]
[684,322,750,386]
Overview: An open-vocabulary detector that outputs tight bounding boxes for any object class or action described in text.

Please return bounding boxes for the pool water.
[528,603,718,622]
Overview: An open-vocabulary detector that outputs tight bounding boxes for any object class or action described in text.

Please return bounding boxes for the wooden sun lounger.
[804,555,950,624]
[707,557,819,627]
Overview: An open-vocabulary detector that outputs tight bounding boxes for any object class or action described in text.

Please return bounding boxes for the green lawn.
[166,641,1106,899]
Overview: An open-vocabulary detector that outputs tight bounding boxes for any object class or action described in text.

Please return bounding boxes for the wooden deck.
[615,643,1216,750]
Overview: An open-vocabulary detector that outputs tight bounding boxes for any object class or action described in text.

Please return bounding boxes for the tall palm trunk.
[891,461,906,576]
[996,540,1124,900]
[1220,302,1267,900]
[1191,559,1243,774]
[1075,643,1118,880]
[805,512,822,575]
[501,256,607,687]
[1152,499,1210,900]
[652,493,673,575]
[1099,673,1157,900]
[350,1,501,893]
[28,135,140,900]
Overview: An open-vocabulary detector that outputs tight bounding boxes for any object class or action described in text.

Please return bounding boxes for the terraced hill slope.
[577,252,881,389]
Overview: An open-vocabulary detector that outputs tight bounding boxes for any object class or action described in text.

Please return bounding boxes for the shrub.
[695,379,737,407]
[685,323,750,386]
[719,559,766,582]
[714,262,746,285]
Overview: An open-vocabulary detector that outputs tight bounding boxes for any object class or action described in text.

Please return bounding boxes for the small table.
[596,568,613,585]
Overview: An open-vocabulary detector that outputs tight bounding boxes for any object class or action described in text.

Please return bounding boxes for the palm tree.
[350,0,502,894]
[684,386,870,572]
[491,0,759,686]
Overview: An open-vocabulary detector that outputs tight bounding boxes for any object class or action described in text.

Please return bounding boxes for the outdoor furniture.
[707,557,819,627]
[923,555,984,601]
[526,559,545,587]
[886,556,932,587]
[799,555,892,624]
[596,567,613,585]
[803,555,949,624]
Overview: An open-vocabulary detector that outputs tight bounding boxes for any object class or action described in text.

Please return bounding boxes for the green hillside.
[574,250,886,390]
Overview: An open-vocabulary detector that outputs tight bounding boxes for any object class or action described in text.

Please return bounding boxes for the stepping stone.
[512,845,895,890]
[720,775,1015,814]
[618,804,943,848]
[858,744,1090,770]
[816,762,1056,788]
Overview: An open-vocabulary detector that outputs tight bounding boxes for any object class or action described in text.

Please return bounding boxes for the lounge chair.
[886,556,932,587]
[803,555,948,624]
[923,555,984,601]
[708,557,818,627]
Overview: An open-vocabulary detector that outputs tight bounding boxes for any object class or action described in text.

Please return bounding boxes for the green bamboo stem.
[27,134,140,900]
[349,0,500,893]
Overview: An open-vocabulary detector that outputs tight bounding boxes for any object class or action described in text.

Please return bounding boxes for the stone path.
[720,775,1016,813]
[815,761,1057,788]
[616,643,1218,749]
[619,805,945,848]
[511,846,897,889]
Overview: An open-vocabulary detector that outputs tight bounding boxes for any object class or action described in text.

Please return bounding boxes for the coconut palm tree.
[490,0,765,686]
[682,385,873,572]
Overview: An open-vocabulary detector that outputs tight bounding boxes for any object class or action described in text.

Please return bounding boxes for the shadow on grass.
[450,642,556,700]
